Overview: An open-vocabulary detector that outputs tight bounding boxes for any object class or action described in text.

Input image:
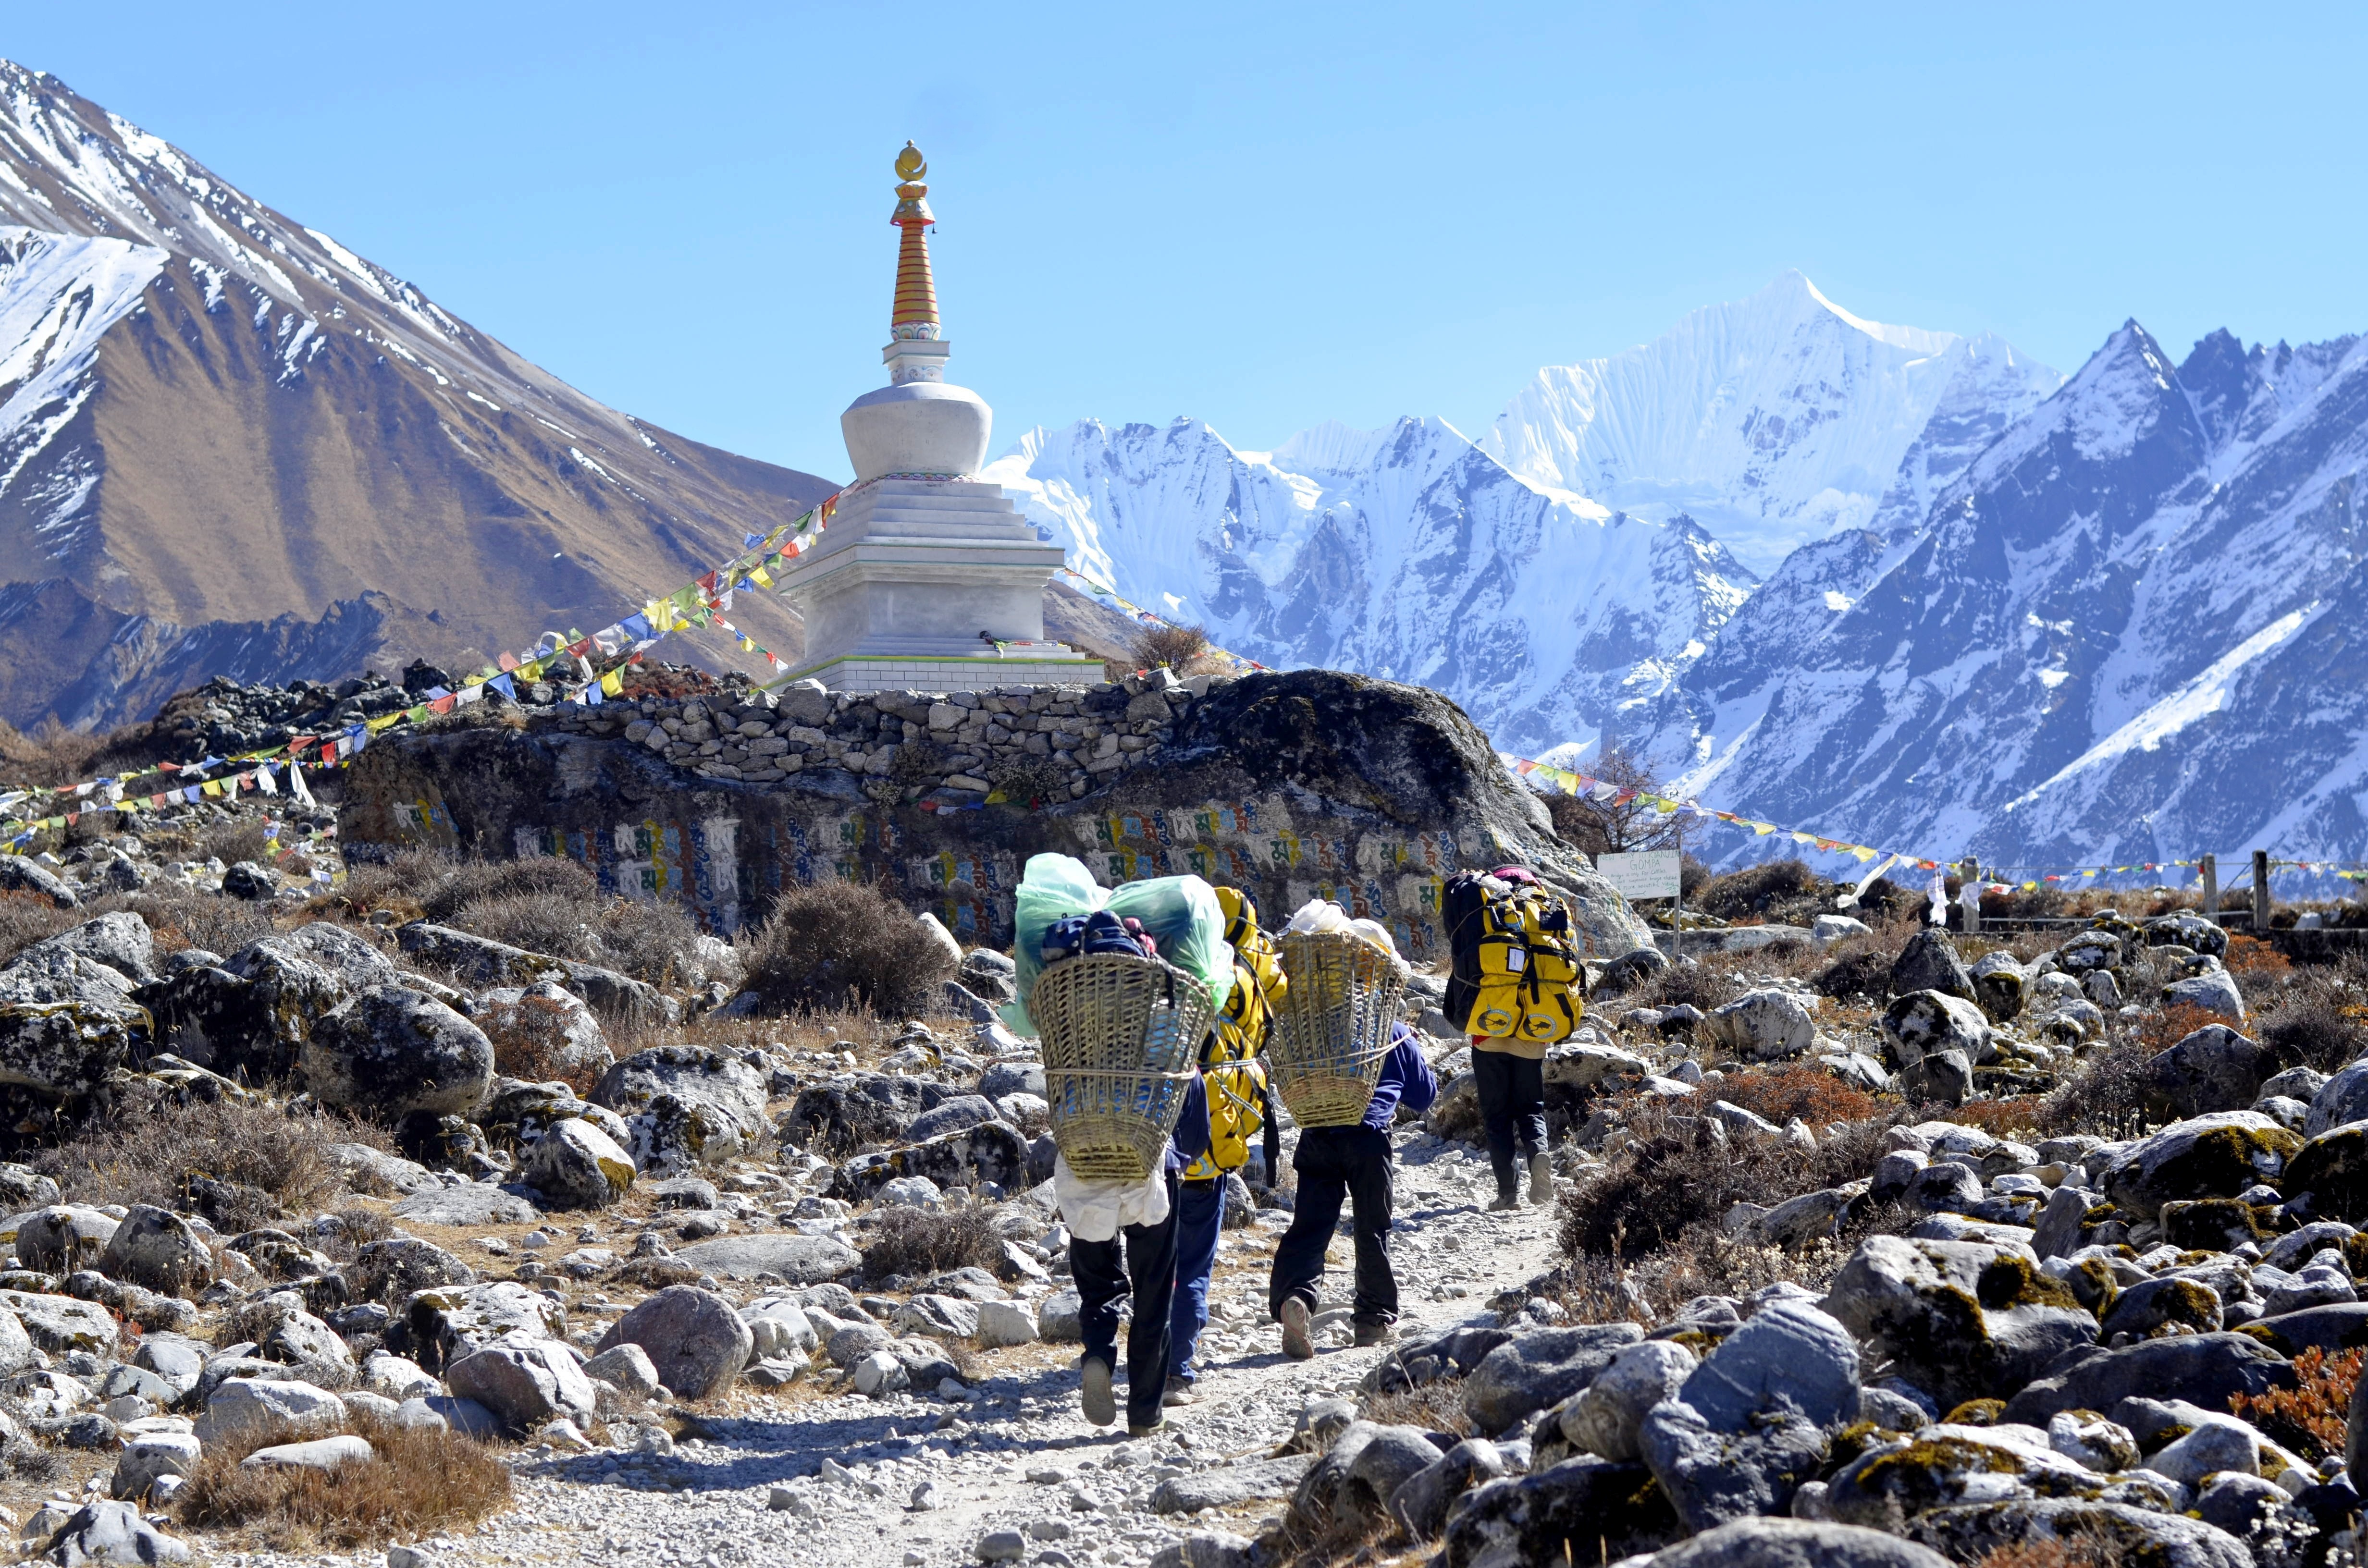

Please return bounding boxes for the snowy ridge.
[1481,272,2061,572]
[985,416,1754,758]
[1632,318,2368,868]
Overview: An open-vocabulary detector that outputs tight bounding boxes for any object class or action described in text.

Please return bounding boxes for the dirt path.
[433,1133,1564,1568]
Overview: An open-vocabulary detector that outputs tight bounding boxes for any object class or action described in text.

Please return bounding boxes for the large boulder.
[402,1281,566,1372]
[344,1237,475,1306]
[398,922,675,1024]
[1626,1519,1950,1568]
[670,1233,861,1284]
[2163,968,2248,1024]
[1701,991,1816,1061]
[1880,991,1994,1071]
[95,1206,213,1295]
[0,1288,119,1357]
[1968,952,2026,1023]
[444,1340,596,1432]
[1821,1236,2094,1410]
[1888,930,1975,1003]
[1825,1422,2107,1524]
[2097,1111,2299,1216]
[1999,1332,2294,1425]
[595,1285,752,1399]
[478,982,613,1080]
[1438,1457,1679,1568]
[592,1047,768,1170]
[195,1376,345,1443]
[1462,1323,1644,1436]
[2279,1119,2368,1221]
[12,1206,119,1274]
[2143,1026,2268,1121]
[31,1501,191,1566]
[1637,1302,1858,1530]
[1906,1498,2253,1568]
[834,1121,1034,1200]
[300,984,494,1119]
[1563,1340,1697,1462]
[25,914,155,985]
[0,944,146,1128]
[2149,911,2230,960]
[2311,1064,2368,1137]
[523,1116,636,1208]
[0,856,76,908]
[217,923,403,1078]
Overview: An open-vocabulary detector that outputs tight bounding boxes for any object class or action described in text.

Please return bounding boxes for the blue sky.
[9,2,2365,482]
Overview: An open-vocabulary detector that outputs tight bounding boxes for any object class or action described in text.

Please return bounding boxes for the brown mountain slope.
[0,61,837,729]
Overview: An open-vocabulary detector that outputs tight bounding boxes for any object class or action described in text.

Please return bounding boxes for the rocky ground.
[0,763,2362,1568]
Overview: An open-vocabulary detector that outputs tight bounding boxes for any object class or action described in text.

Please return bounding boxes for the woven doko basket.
[1269,930,1410,1127]
[1033,953,1217,1182]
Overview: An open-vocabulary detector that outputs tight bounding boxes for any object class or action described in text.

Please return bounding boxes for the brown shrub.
[2233,1344,2363,1461]
[452,892,599,961]
[1559,1095,1898,1261]
[481,991,602,1096]
[1130,621,1210,674]
[2139,1002,2228,1056]
[861,1204,1000,1282]
[2036,1043,2151,1140]
[335,847,458,921]
[195,819,273,867]
[2259,989,2368,1076]
[0,892,86,965]
[104,886,277,957]
[1556,1221,1885,1327]
[419,854,600,925]
[1693,859,1828,923]
[1541,747,1682,860]
[1358,1377,1475,1438]
[594,894,706,987]
[1949,1098,2050,1139]
[1710,1066,1882,1129]
[742,879,955,1016]
[2225,934,2292,978]
[0,717,109,788]
[31,1086,385,1224]
[174,1410,510,1547]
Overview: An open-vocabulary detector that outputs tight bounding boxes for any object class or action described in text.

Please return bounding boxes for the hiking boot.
[1129,1413,1166,1438]
[1488,1189,1519,1212]
[1162,1377,1197,1407]
[1353,1320,1390,1348]
[1278,1297,1315,1360]
[1079,1355,1116,1426]
[1528,1152,1554,1206]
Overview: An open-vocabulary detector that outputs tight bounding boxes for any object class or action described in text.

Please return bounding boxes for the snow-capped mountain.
[983,416,1755,758]
[1482,273,2062,574]
[0,61,833,729]
[1635,321,2368,869]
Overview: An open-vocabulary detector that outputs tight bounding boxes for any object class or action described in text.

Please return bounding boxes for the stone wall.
[338,669,1654,961]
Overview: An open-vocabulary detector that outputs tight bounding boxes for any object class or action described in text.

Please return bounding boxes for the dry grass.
[194,819,273,868]
[740,879,955,1016]
[173,1410,510,1549]
[1709,1066,1883,1128]
[108,885,279,956]
[481,989,604,1095]
[1949,1098,2050,1139]
[592,895,706,987]
[452,891,600,961]
[1358,1377,1476,1438]
[1130,622,1212,674]
[2225,933,2292,979]
[861,1204,1002,1282]
[421,854,601,925]
[1974,1540,2127,1568]
[30,1085,388,1227]
[0,892,86,964]
[2233,1344,2363,1461]
[2138,1001,2230,1055]
[2035,1043,2151,1142]
[1559,1094,1899,1261]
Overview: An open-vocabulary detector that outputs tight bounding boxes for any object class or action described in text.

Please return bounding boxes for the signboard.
[1595,849,1682,901]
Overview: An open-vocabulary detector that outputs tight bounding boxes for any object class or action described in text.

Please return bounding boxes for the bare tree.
[1129,621,1213,674]
[1542,746,1684,859]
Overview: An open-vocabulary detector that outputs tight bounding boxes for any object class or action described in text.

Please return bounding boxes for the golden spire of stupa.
[889,141,939,340]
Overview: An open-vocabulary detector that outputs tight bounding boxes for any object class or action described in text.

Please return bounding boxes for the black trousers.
[1070,1168,1179,1426]
[1471,1048,1548,1192]
[1269,1125,1398,1327]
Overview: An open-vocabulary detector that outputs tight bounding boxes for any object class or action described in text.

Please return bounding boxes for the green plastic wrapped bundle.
[1002,853,1235,1038]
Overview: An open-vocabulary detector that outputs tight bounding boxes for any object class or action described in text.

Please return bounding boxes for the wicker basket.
[1269,930,1410,1127]
[1033,953,1217,1182]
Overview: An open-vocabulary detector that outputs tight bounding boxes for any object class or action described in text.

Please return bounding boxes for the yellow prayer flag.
[200,780,223,797]
[1850,845,1878,862]
[600,669,624,697]
[1751,822,1776,835]
[750,567,774,588]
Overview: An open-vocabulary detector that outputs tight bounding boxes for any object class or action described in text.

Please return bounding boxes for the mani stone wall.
[338,668,1654,962]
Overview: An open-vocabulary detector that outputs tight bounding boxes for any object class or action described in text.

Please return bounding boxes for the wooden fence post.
[2253,849,2272,935]
[2200,854,2218,926]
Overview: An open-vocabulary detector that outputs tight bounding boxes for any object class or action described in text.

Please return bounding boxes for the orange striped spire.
[889,142,939,339]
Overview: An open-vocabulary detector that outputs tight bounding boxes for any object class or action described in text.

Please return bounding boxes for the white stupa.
[773,143,1098,693]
